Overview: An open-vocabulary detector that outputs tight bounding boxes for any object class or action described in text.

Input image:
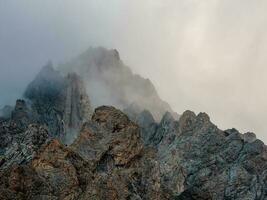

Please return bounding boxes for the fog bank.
[1,0,267,142]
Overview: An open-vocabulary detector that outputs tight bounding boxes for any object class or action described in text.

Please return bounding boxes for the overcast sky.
[1,0,267,142]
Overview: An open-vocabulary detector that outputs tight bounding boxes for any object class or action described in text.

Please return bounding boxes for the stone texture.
[0,124,49,170]
[0,106,159,200]
[156,111,267,199]
[1,105,266,199]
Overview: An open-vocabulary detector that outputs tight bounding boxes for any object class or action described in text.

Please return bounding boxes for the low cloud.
[1,0,267,142]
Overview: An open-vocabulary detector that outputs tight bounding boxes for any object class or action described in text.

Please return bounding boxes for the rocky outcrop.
[0,99,31,155]
[0,99,49,170]
[71,106,143,166]
[0,106,160,200]
[24,63,67,138]
[0,139,88,200]
[0,124,49,170]
[156,111,267,199]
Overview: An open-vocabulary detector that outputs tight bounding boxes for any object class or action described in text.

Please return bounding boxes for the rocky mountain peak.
[24,63,65,102]
[160,111,175,125]
[243,132,257,143]
[92,106,131,132]
[196,112,210,122]
[90,106,143,166]
[59,47,176,121]
[179,110,197,132]
[83,46,121,62]
[22,64,92,143]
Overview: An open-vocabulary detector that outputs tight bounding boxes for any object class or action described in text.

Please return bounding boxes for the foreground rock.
[0,99,50,169]
[0,105,266,199]
[0,106,162,200]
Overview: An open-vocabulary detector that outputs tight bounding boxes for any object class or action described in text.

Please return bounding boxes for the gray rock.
[0,123,49,169]
[0,106,267,199]
[243,132,257,143]
[24,63,92,144]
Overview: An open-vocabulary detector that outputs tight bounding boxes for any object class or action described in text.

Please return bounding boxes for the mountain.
[59,47,178,121]
[0,47,267,199]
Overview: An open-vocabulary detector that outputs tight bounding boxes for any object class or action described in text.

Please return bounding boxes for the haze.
[1,0,267,142]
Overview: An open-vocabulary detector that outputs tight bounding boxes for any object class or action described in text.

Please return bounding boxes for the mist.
[1,0,267,142]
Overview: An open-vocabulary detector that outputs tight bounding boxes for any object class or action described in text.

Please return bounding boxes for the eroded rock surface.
[0,106,160,200]
[156,111,267,199]
[0,105,266,200]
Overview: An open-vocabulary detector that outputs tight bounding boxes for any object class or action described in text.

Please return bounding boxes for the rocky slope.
[0,104,266,199]
[0,49,267,199]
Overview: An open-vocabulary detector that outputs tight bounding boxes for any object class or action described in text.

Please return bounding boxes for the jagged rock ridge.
[0,105,267,199]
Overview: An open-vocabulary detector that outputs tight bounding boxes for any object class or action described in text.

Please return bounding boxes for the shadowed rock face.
[0,105,266,200]
[24,63,92,144]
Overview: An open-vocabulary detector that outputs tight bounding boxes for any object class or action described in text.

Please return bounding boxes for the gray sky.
[1,0,267,142]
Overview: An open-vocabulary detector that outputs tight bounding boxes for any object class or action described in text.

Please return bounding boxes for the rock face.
[62,73,92,144]
[0,104,266,200]
[0,106,159,200]
[156,111,267,199]
[0,99,49,170]
[60,47,178,121]
[0,124,49,170]
[24,63,92,143]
